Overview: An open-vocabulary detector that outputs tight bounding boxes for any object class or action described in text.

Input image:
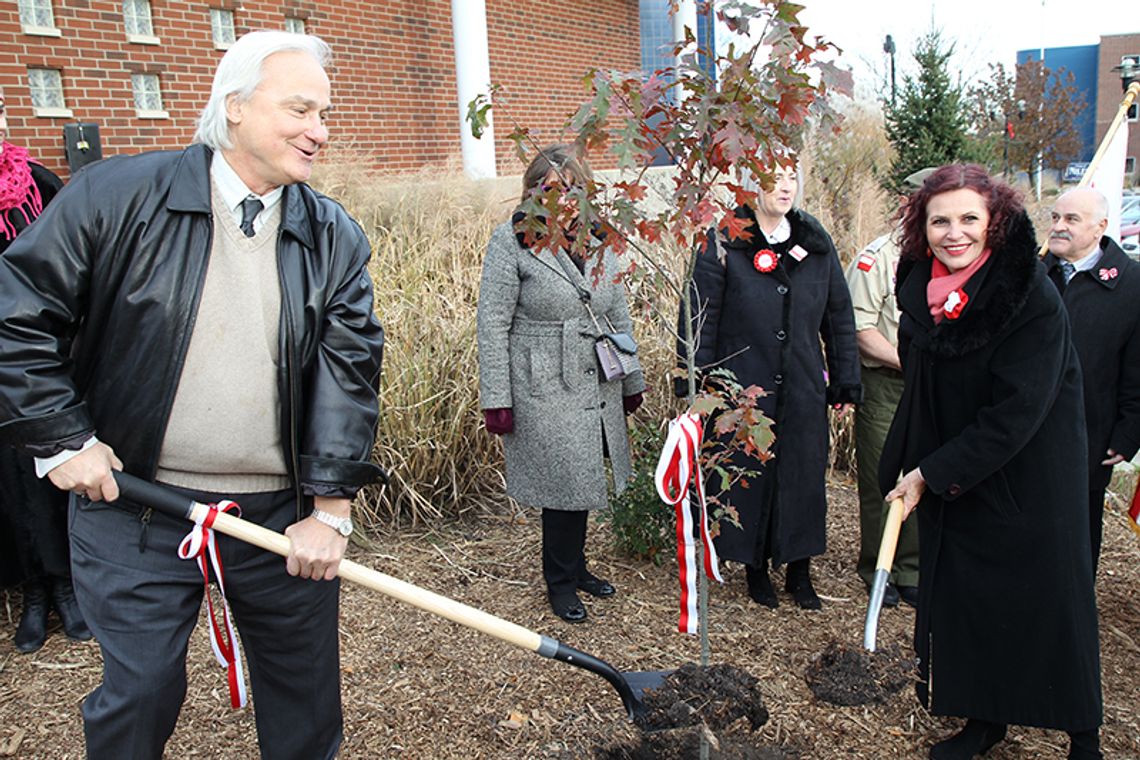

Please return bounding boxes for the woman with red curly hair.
[879,164,1102,759]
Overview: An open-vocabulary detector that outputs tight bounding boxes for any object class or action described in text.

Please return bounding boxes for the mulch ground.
[2,475,1138,759]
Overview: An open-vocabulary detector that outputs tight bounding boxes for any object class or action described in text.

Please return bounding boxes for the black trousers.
[541,508,589,597]
[1090,488,1105,577]
[0,449,71,584]
[70,485,342,760]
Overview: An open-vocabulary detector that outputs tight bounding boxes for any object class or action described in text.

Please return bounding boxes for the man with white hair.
[1045,186,1140,574]
[0,31,384,757]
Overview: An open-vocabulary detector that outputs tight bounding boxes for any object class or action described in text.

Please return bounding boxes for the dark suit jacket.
[1044,237,1140,493]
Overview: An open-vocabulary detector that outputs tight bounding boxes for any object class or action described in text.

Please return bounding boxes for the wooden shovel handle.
[875,498,906,574]
[113,472,545,653]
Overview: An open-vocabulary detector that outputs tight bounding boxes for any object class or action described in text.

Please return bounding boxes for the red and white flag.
[1129,478,1140,538]
[1087,118,1128,241]
[655,412,722,634]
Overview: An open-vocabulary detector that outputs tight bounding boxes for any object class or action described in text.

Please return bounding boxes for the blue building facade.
[1018,45,1098,161]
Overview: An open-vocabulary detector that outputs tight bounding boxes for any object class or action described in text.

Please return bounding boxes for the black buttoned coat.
[879,212,1102,731]
[684,207,861,566]
[1043,237,1140,494]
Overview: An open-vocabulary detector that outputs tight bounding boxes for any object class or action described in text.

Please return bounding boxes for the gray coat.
[477,221,645,510]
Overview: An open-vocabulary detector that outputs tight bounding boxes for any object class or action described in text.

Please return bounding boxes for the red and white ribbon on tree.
[655,412,723,634]
[177,500,248,709]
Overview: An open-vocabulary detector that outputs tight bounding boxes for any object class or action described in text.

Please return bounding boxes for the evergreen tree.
[884,31,970,192]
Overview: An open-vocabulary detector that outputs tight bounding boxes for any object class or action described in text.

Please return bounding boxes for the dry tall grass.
[308,107,907,524]
[308,160,693,526]
[311,162,515,527]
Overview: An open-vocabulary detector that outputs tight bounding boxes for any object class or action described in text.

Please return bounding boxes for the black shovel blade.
[544,638,672,721]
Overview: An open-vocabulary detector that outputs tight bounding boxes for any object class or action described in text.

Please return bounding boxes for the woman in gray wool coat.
[477,145,645,623]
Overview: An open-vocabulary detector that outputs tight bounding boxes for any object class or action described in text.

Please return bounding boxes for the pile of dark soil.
[634,663,769,732]
[595,663,782,760]
[596,726,791,760]
[803,641,915,706]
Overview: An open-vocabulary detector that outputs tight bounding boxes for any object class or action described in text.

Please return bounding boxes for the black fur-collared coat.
[879,211,1102,731]
[684,206,861,566]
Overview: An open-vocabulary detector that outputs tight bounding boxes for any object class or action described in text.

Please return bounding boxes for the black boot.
[746,563,777,608]
[929,720,1007,759]
[1067,728,1102,759]
[14,577,50,653]
[51,576,92,642]
[785,558,821,610]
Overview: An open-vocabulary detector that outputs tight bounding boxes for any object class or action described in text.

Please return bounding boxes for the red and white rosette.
[177,500,248,709]
[753,248,778,273]
[654,412,723,634]
[943,288,968,319]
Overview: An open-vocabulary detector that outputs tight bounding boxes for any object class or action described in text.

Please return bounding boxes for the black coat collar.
[897,210,1040,358]
[720,205,831,255]
[1042,236,1129,291]
[165,143,316,250]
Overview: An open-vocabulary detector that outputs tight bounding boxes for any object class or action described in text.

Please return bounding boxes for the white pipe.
[673,0,698,93]
[451,0,496,179]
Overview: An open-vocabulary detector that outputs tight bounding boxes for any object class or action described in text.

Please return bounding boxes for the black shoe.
[550,593,587,623]
[51,577,92,642]
[785,558,821,610]
[865,580,900,608]
[897,584,919,609]
[14,578,50,654]
[1067,728,1102,759]
[577,572,615,598]
[745,563,778,608]
[929,720,1007,759]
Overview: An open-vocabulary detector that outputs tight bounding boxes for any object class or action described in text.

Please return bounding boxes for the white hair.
[1059,187,1110,224]
[194,31,331,150]
[739,162,804,211]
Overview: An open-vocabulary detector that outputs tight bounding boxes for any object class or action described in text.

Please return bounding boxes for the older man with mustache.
[1044,186,1140,574]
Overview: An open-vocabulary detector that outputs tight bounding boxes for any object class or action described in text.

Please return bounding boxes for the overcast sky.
[793,0,1132,100]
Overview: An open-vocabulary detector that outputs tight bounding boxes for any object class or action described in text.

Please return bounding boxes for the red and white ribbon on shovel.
[655,412,722,634]
[177,499,248,709]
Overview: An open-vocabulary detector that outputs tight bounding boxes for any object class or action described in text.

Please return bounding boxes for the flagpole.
[1077,82,1139,190]
[1037,81,1140,257]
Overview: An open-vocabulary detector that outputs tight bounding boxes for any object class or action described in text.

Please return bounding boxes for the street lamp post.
[883,34,896,106]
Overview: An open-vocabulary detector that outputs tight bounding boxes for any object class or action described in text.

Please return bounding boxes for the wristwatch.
[311,508,354,538]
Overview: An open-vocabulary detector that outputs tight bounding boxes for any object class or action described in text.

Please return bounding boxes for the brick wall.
[1095,33,1140,178]
[0,0,640,180]
[485,0,640,175]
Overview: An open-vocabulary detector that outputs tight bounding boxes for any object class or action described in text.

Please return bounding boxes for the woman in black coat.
[880,165,1102,759]
[683,163,861,609]
[0,94,89,653]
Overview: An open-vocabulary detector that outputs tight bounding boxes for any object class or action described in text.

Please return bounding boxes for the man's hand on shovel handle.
[48,442,124,502]
[886,467,926,519]
[285,496,350,581]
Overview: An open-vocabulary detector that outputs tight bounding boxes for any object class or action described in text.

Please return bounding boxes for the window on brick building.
[284,16,305,34]
[210,9,236,48]
[132,73,167,118]
[27,67,72,117]
[123,0,158,42]
[1127,157,1136,176]
[18,0,60,36]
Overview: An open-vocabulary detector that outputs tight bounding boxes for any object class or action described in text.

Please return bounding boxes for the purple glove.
[623,392,644,416]
[483,408,514,435]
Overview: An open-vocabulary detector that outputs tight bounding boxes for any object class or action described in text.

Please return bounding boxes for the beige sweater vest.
[155,187,290,493]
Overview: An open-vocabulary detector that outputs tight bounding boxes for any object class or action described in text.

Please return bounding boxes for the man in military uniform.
[845,168,934,609]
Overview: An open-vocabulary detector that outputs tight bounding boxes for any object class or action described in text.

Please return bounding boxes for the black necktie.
[1059,261,1076,284]
[239,196,263,238]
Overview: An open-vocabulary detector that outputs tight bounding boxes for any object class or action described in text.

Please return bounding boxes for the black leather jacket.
[0,144,384,499]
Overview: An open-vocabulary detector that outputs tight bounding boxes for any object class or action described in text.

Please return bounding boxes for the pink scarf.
[926,248,991,323]
[0,142,45,242]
